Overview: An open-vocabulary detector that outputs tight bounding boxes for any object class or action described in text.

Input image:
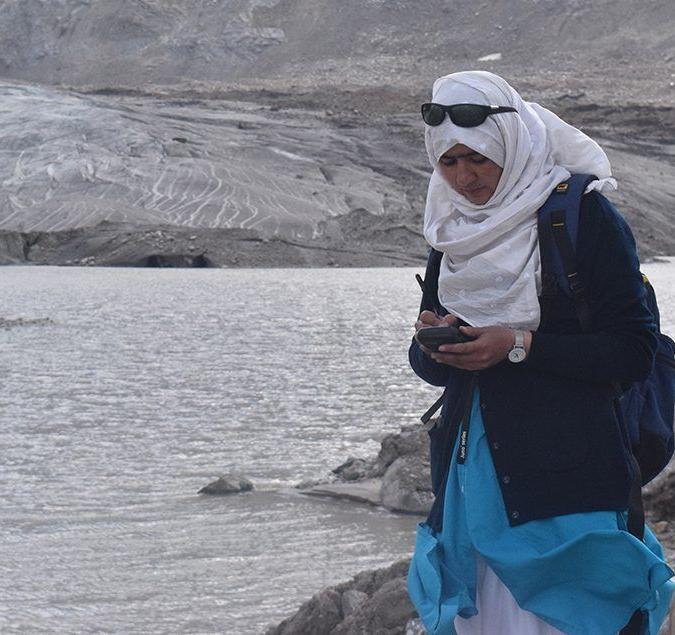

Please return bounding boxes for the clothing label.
[458,428,468,464]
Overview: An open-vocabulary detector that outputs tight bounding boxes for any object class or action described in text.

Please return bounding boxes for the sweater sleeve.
[409,338,456,386]
[525,192,657,384]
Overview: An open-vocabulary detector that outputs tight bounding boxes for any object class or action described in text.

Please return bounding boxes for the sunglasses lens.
[449,104,487,127]
[421,103,514,127]
[422,103,446,126]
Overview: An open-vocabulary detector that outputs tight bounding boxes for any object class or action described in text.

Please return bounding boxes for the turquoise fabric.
[408,391,674,634]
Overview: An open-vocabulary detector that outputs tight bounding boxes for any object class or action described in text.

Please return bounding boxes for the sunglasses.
[421,102,517,127]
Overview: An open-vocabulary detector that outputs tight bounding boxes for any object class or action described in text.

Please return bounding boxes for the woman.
[406,71,674,634]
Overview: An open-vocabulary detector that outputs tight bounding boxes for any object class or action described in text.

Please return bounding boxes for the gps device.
[415,325,473,351]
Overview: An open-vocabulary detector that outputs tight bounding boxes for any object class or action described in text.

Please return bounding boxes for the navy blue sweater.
[410,192,657,530]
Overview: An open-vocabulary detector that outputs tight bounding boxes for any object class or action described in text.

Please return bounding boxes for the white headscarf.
[423,71,616,330]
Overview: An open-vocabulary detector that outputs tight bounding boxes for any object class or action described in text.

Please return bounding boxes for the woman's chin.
[463,187,491,205]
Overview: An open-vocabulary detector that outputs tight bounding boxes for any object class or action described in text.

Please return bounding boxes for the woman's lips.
[462,186,485,197]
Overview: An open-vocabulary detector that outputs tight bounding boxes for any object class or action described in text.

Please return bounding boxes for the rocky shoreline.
[257,418,675,634]
[263,558,423,635]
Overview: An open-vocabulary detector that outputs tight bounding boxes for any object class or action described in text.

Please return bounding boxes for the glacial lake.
[1,262,674,633]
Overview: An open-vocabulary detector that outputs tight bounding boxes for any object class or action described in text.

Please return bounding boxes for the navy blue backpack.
[538,174,675,491]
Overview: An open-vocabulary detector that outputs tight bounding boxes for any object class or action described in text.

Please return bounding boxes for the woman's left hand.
[430,326,528,371]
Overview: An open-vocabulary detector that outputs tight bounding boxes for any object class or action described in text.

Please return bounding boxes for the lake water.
[0,266,439,634]
[1,262,674,634]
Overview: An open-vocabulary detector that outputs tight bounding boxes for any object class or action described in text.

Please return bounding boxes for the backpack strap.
[424,248,444,316]
[421,393,445,425]
[537,173,597,331]
[418,248,446,424]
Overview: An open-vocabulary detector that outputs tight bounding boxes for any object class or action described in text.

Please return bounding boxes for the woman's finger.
[436,341,478,355]
[430,352,478,369]
[419,310,439,325]
[459,325,485,338]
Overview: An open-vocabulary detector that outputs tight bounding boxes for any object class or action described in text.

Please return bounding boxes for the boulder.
[332,577,415,633]
[340,589,368,617]
[198,474,253,495]
[0,317,53,329]
[376,425,428,473]
[644,461,675,522]
[380,454,433,514]
[265,588,343,635]
[302,478,382,507]
[643,461,675,565]
[300,420,433,514]
[264,559,415,635]
[0,231,28,264]
[405,618,426,634]
[332,456,379,481]
[330,423,430,484]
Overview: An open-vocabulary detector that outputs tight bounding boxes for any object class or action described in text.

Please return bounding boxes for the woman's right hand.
[414,311,459,356]
[415,310,458,331]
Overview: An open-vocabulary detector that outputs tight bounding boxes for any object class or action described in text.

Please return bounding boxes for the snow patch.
[478,52,502,62]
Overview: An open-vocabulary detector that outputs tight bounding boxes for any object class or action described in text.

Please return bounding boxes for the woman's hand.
[430,326,532,371]
[414,311,459,356]
[414,310,458,332]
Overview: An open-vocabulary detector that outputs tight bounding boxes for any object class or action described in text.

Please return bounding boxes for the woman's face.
[437,143,503,205]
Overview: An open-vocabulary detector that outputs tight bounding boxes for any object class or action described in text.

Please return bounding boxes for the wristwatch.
[508,330,527,363]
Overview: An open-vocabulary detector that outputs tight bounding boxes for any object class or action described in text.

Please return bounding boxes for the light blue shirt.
[408,391,674,634]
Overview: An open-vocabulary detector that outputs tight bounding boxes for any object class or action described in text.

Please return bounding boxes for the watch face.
[508,348,527,363]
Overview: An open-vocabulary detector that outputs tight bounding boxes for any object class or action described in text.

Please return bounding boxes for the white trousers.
[453,557,565,635]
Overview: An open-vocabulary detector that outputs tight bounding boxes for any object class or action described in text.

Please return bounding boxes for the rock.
[643,461,675,522]
[198,474,253,495]
[643,460,675,565]
[265,588,343,635]
[302,478,382,507]
[332,456,378,481]
[380,454,433,514]
[300,421,433,513]
[652,520,669,534]
[371,424,429,478]
[136,253,212,267]
[341,589,368,617]
[0,317,53,329]
[265,559,414,635]
[405,618,426,635]
[0,232,28,263]
[348,560,410,595]
[339,577,413,632]
[295,477,327,489]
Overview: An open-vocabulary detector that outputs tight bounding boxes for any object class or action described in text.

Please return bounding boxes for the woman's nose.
[456,161,475,186]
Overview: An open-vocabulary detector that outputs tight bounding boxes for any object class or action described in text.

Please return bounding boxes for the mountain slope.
[1,0,674,263]
[0,0,673,94]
